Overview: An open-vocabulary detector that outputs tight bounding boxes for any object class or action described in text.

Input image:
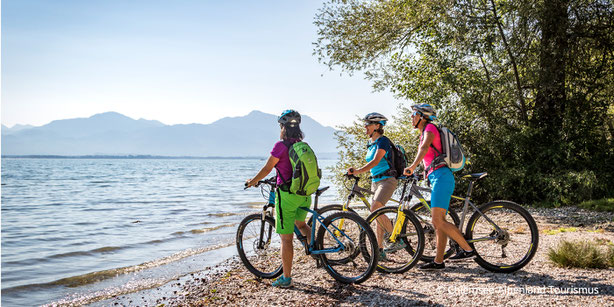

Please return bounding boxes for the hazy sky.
[1,0,402,128]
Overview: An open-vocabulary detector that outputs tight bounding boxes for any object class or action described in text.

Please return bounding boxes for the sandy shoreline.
[108,207,614,306]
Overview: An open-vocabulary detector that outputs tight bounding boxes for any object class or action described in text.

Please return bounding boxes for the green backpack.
[280,141,322,196]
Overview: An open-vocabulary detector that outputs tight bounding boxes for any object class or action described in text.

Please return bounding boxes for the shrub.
[607,246,614,267]
[578,198,614,212]
[548,240,610,269]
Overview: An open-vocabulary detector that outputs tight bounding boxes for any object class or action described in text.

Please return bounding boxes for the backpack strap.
[421,123,442,156]
[274,140,295,190]
[421,123,446,174]
[371,136,397,179]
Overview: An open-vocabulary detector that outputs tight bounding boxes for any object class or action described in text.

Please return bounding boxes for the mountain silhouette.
[1,111,338,157]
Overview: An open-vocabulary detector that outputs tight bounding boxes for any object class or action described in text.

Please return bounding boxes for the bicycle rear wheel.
[465,201,539,273]
[236,214,283,279]
[367,206,425,274]
[316,212,378,284]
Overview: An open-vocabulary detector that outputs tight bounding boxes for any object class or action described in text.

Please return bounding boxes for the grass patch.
[543,227,578,235]
[577,198,614,212]
[548,240,611,269]
[593,237,613,246]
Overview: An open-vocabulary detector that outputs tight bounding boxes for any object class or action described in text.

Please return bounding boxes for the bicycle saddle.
[316,186,330,197]
[462,172,488,180]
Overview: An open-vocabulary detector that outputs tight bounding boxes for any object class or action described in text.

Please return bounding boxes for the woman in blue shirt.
[347,112,399,260]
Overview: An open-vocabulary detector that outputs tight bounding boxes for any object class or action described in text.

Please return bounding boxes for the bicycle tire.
[236,213,283,279]
[367,206,425,274]
[465,201,539,273]
[411,203,461,262]
[316,211,378,284]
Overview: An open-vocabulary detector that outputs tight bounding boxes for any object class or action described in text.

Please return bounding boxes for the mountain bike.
[311,174,426,274]
[236,177,379,284]
[318,172,539,273]
[441,172,539,272]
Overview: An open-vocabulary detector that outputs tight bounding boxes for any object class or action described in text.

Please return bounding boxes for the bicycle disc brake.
[495,229,510,258]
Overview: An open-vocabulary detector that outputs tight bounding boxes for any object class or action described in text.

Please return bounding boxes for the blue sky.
[1,0,401,128]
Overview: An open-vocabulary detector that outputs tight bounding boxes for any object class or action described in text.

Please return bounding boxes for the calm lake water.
[1,158,340,306]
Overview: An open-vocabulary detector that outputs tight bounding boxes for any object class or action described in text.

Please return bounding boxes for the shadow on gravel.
[291,280,442,306]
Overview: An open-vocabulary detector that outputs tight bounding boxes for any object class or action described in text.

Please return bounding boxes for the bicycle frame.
[342,174,504,245]
[258,181,354,256]
[410,176,505,244]
[341,176,415,244]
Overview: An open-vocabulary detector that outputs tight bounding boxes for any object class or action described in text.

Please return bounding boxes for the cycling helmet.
[278,109,301,127]
[410,104,437,121]
[363,112,388,126]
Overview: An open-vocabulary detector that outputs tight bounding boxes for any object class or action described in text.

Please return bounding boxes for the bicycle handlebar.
[244,176,277,190]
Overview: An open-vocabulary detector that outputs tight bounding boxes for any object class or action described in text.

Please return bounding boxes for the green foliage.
[608,246,614,267]
[578,198,614,212]
[543,227,578,235]
[548,240,611,269]
[315,0,614,206]
[328,116,418,200]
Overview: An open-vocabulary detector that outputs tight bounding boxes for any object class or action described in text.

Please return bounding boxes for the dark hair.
[375,124,384,135]
[281,124,304,141]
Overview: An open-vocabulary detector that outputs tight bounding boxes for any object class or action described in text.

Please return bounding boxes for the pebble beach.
[109,206,614,307]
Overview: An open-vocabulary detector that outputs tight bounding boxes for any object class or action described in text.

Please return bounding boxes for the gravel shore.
[117,207,614,306]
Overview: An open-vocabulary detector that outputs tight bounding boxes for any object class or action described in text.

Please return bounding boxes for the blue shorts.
[428,167,455,211]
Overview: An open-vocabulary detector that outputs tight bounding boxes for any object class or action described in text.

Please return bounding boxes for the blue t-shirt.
[365,136,392,182]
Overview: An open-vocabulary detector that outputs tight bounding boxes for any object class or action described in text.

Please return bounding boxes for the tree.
[315,0,614,205]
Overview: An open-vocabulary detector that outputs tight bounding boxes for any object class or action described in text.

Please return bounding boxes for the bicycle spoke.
[367,207,424,273]
[237,215,282,278]
[317,212,378,283]
[470,205,536,269]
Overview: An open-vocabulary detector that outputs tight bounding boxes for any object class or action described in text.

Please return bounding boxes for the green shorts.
[275,189,311,234]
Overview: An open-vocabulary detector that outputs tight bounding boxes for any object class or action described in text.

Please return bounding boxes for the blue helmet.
[363,112,388,126]
[278,109,301,127]
[411,104,437,121]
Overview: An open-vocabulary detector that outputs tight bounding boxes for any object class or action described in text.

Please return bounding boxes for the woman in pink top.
[403,104,474,270]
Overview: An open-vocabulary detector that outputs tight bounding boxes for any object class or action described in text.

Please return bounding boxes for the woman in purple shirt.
[245,110,311,288]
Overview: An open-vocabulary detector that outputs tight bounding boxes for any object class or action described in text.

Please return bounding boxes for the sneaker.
[448,249,476,261]
[383,240,406,253]
[272,276,292,288]
[378,249,389,262]
[419,261,445,270]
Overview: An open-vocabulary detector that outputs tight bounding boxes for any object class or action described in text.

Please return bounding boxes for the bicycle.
[236,177,379,284]
[312,174,426,274]
[439,172,539,272]
[319,172,539,273]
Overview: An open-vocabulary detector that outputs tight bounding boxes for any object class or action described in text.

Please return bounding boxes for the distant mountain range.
[1,111,339,158]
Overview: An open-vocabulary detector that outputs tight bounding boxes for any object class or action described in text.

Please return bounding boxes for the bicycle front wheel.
[367,206,425,274]
[411,203,460,262]
[236,214,282,279]
[465,201,539,273]
[316,212,378,284]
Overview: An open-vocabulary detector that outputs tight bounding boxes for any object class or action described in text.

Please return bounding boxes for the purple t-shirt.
[270,139,300,185]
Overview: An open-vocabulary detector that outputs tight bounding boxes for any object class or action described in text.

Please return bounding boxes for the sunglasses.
[411,111,422,117]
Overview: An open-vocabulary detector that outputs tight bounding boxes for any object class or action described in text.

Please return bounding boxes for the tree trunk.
[534,0,569,131]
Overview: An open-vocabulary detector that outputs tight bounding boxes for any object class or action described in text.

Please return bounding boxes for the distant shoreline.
[2,155,339,160]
